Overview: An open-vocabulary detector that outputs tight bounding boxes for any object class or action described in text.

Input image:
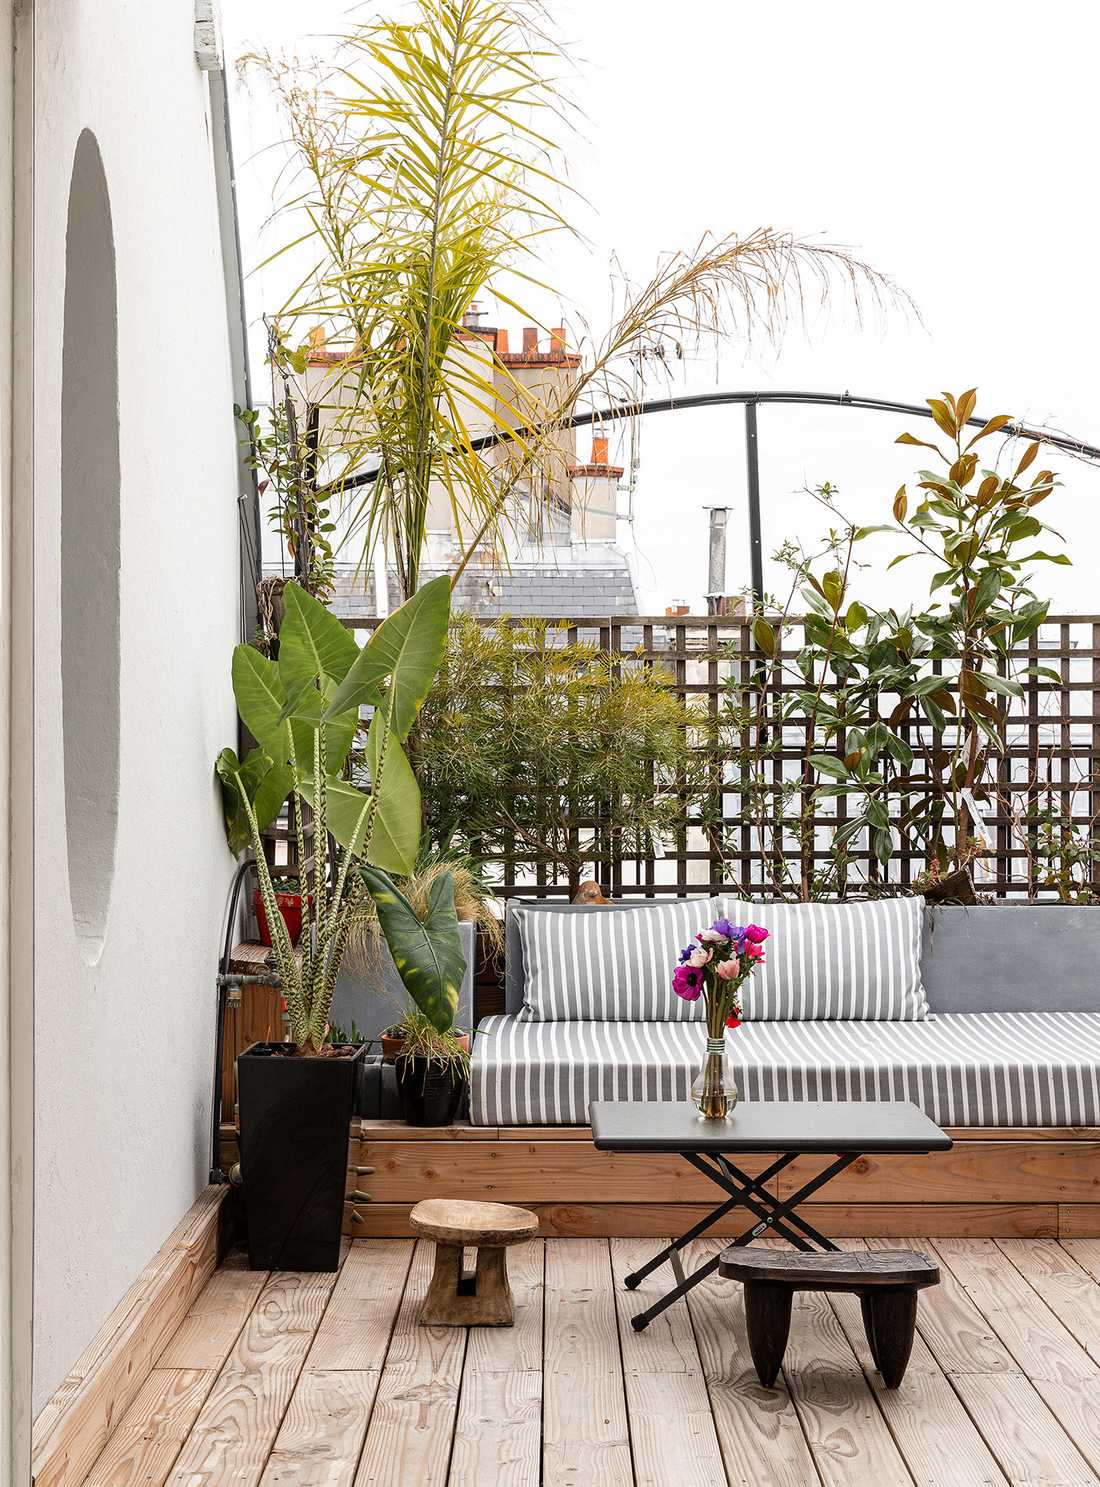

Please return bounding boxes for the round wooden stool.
[409,1198,539,1327]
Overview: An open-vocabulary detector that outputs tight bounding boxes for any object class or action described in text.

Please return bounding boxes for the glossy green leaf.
[215,746,288,856]
[324,574,451,735]
[807,753,848,780]
[359,866,465,1033]
[278,581,361,696]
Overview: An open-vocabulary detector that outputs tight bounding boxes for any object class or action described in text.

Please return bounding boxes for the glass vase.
[691,1034,738,1119]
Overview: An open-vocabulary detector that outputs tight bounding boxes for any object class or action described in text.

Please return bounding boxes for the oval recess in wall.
[61,129,121,964]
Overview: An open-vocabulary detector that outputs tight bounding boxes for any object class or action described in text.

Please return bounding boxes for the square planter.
[237,1041,365,1270]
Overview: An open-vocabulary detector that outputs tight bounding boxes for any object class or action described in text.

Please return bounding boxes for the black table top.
[589,1100,952,1154]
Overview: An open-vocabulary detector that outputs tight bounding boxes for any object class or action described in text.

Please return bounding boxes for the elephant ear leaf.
[323,574,450,736]
[360,866,465,1034]
[278,581,360,696]
[215,746,288,855]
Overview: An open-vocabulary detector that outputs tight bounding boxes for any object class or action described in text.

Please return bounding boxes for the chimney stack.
[522,326,538,356]
[551,326,566,354]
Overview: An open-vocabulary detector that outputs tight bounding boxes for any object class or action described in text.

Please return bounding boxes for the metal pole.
[745,400,764,601]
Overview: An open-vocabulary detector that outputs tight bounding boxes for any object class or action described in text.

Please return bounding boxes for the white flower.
[699,928,728,943]
[688,946,712,967]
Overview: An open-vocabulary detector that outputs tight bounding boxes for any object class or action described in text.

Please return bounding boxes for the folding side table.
[589,1099,952,1331]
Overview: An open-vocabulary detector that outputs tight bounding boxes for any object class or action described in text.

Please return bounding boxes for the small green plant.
[393,1007,471,1083]
[416,616,708,894]
[215,576,459,1051]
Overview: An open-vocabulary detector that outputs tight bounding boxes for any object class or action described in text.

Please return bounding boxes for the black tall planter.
[237,1041,365,1271]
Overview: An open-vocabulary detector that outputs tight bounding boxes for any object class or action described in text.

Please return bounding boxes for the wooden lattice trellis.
[320,612,1100,902]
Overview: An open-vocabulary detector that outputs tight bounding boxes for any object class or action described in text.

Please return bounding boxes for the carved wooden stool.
[719,1247,939,1389]
[409,1198,539,1326]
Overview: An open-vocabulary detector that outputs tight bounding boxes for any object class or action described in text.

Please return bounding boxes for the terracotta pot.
[380,1028,470,1061]
[253,888,307,948]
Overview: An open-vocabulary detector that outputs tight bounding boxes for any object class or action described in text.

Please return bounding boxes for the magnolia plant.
[216,576,466,1052]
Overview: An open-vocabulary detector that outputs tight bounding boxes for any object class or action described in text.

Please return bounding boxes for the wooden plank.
[31,1185,229,1487]
[258,1241,414,1486]
[1061,1205,1100,1238]
[158,1262,269,1370]
[932,1238,1100,1477]
[792,1203,1059,1239]
[361,1139,777,1204]
[82,1259,268,1485]
[81,1369,215,1487]
[682,1238,818,1486]
[778,1143,1100,1205]
[827,1240,1006,1486]
[837,1237,1100,1483]
[448,1240,544,1487]
[609,1239,726,1486]
[353,1242,467,1486]
[542,1239,632,1487]
[343,1201,809,1239]
[779,1281,913,1484]
[165,1263,343,1487]
[492,1124,1100,1143]
[1062,1238,1100,1283]
[996,1238,1100,1368]
[359,1119,500,1142]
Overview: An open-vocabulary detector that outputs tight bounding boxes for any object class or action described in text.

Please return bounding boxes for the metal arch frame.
[322,389,1100,600]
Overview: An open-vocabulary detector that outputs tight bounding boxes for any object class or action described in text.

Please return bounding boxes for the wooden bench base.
[336,1122,1100,1238]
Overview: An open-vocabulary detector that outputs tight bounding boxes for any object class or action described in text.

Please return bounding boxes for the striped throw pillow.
[515,900,716,1021]
[713,896,929,1021]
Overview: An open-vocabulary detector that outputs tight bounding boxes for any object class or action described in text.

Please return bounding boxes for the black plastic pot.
[237,1041,366,1270]
[395,1054,468,1126]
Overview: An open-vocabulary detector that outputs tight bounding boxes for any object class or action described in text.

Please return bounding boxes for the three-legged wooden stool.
[719,1248,939,1389]
[409,1198,539,1327]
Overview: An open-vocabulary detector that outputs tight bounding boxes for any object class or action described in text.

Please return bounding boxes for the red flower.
[726,1014,741,1029]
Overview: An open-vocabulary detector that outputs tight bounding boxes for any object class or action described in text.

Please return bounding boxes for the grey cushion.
[470,1011,1100,1127]
[503,896,713,1015]
[715,896,929,1020]
[515,898,716,1020]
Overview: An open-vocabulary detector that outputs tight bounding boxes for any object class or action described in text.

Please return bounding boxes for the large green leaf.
[297,749,419,875]
[232,645,355,775]
[323,574,450,737]
[364,714,421,875]
[360,865,465,1033]
[215,746,289,855]
[278,581,361,696]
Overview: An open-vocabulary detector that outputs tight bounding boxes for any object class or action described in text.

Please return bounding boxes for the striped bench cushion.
[469,1011,1100,1127]
[715,896,929,1020]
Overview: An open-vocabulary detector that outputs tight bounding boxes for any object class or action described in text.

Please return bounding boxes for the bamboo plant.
[216,575,466,1049]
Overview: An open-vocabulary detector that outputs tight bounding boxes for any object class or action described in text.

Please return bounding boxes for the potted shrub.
[215,576,463,1270]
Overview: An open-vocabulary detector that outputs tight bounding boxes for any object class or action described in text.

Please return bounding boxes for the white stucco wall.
[31,3,241,1409]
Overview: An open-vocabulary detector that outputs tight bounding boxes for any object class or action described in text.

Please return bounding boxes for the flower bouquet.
[673,916,769,1119]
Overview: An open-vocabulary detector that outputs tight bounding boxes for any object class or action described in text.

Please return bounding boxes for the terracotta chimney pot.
[592,435,609,466]
[522,326,538,355]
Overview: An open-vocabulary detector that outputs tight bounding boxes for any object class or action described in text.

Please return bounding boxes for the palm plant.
[215,576,465,1049]
[246,0,911,605]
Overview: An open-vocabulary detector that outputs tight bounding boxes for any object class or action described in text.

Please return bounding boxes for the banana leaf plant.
[215,574,461,1050]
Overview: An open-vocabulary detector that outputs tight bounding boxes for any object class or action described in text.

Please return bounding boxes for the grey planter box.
[329,919,476,1044]
[922,904,1100,1014]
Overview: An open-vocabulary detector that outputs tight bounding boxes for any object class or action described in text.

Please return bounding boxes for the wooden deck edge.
[31,1184,231,1487]
[357,1121,1100,1142]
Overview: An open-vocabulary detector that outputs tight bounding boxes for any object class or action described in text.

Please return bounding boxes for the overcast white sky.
[223,0,1100,615]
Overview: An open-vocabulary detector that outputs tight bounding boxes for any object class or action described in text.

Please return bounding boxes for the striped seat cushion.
[514,899,713,1021]
[715,896,929,1020]
[469,1011,1100,1127]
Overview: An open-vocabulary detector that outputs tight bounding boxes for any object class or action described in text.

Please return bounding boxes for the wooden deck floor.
[80,1233,1100,1486]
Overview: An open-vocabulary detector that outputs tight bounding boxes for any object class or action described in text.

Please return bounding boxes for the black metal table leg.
[625,1149,863,1330]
